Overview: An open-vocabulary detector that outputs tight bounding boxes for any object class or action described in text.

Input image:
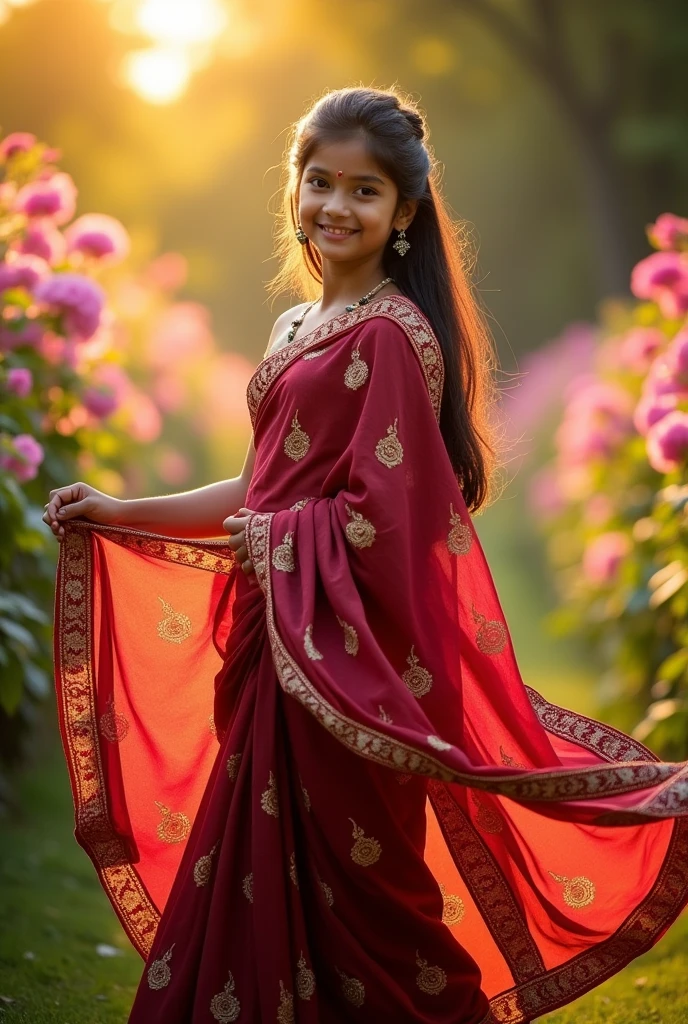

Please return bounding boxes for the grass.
[0,708,686,1024]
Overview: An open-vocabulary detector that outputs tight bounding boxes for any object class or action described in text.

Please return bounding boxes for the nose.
[321,188,351,219]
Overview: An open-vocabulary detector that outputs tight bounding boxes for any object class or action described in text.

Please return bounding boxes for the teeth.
[320,225,356,235]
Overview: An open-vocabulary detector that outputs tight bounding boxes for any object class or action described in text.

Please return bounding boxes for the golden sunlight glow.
[121,47,191,105]
[135,0,227,46]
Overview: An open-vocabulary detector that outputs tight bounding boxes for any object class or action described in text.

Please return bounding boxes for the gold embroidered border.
[64,519,237,575]
[245,511,687,812]
[54,526,160,959]
[429,781,545,985]
[246,294,444,428]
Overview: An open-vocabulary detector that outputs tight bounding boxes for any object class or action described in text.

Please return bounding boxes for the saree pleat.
[53,294,688,1023]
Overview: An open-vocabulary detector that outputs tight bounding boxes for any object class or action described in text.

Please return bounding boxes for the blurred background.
[1,1,687,1021]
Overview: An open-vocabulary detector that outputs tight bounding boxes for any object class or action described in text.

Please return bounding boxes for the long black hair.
[267,85,506,514]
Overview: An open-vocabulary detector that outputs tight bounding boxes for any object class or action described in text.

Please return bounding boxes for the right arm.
[44,303,308,542]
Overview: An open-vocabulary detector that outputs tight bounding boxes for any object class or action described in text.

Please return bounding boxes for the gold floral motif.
[303,623,323,661]
[290,497,315,511]
[242,872,253,902]
[344,502,376,548]
[471,790,504,834]
[439,882,465,926]
[548,870,596,909]
[155,801,191,844]
[375,416,404,468]
[344,342,369,390]
[427,735,452,752]
[415,951,447,995]
[227,752,242,781]
[260,771,279,817]
[276,980,294,1023]
[272,531,295,572]
[318,874,334,907]
[337,615,359,655]
[446,502,473,555]
[147,943,174,990]
[289,851,299,888]
[283,409,310,461]
[378,705,393,724]
[193,841,219,886]
[500,746,527,769]
[99,695,129,743]
[349,818,381,866]
[209,713,216,736]
[471,603,508,655]
[401,645,433,698]
[296,952,316,1000]
[336,967,365,1007]
[299,775,311,811]
[157,596,192,644]
[210,970,241,1022]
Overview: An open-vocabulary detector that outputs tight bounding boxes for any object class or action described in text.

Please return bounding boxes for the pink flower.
[0,132,36,160]
[582,531,631,585]
[34,273,105,340]
[65,213,130,265]
[0,253,50,293]
[633,392,680,436]
[0,432,44,483]
[617,327,665,374]
[0,320,44,353]
[630,251,688,320]
[646,410,688,473]
[13,172,77,225]
[156,447,191,485]
[527,466,565,521]
[146,302,214,368]
[648,213,688,252]
[6,367,33,398]
[664,326,688,381]
[556,379,634,463]
[82,386,120,418]
[13,222,67,265]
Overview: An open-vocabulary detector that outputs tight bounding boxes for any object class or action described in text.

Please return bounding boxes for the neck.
[318,255,391,311]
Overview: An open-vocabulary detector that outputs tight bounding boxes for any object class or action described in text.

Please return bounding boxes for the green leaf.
[0,656,23,714]
[0,591,49,624]
[656,648,688,684]
[23,661,50,699]
[0,616,37,653]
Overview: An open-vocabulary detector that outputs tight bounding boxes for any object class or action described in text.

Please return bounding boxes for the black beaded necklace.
[286,276,394,343]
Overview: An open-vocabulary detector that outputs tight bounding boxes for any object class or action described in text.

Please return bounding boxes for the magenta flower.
[0,320,44,353]
[631,251,688,320]
[0,432,44,483]
[82,385,120,418]
[6,367,33,398]
[617,327,665,374]
[664,326,688,381]
[13,222,67,266]
[646,410,688,474]
[648,213,688,252]
[0,132,37,160]
[65,213,130,265]
[633,392,680,436]
[34,273,105,340]
[582,531,631,585]
[0,253,50,293]
[13,171,77,225]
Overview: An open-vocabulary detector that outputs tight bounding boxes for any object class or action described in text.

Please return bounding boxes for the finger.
[242,559,254,575]
[234,544,248,564]
[56,497,89,520]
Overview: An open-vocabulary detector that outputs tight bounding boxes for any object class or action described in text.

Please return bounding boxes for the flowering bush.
[525,213,688,758]
[0,131,254,791]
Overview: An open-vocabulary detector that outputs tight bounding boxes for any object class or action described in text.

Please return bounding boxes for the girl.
[46,87,688,1024]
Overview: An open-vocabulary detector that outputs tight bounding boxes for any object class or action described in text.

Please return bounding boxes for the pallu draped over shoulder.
[53,294,688,1024]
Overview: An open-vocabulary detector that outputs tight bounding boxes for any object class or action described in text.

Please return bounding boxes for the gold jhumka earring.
[392,228,410,256]
[295,225,308,245]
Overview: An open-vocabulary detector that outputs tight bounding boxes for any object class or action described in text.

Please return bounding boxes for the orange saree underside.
[53,295,688,1024]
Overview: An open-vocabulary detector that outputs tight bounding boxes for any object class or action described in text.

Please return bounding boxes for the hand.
[42,482,123,544]
[223,507,257,576]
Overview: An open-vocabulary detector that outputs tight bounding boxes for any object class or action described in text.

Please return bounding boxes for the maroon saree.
[53,294,688,1024]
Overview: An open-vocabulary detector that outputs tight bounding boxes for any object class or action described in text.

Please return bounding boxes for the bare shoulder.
[263,302,311,359]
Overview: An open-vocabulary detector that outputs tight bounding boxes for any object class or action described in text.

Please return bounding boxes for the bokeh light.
[120,47,192,104]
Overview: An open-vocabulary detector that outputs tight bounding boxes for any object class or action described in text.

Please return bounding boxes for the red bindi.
[336,170,343,177]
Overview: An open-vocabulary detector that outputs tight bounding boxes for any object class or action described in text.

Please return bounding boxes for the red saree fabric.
[53,294,688,1024]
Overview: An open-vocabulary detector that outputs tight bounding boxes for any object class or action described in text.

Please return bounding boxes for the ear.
[393,198,419,232]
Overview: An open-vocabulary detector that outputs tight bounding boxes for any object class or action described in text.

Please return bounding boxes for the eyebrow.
[305,165,386,185]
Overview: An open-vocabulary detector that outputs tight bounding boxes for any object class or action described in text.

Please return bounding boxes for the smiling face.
[297,135,416,264]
